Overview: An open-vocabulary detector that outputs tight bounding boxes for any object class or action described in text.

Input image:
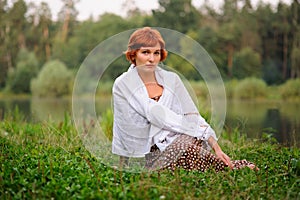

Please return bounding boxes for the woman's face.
[134,43,161,72]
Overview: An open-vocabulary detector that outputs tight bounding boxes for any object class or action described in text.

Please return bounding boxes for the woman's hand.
[214,148,233,169]
[208,136,233,169]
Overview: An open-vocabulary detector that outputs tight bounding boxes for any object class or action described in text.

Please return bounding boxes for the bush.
[6,48,39,93]
[234,77,267,99]
[31,60,72,97]
[225,79,239,99]
[280,79,300,100]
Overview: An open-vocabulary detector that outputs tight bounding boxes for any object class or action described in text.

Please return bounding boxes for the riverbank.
[0,112,299,199]
[1,95,299,147]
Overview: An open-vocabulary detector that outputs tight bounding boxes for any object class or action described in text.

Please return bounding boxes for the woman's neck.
[137,70,157,84]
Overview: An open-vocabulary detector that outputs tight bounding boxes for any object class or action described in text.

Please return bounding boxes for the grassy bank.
[0,112,299,199]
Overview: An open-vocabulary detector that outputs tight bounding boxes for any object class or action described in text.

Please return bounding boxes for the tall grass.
[100,108,113,141]
[0,110,299,199]
[96,81,114,97]
[189,81,208,100]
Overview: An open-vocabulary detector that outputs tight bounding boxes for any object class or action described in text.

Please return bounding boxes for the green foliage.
[262,59,283,85]
[225,79,239,99]
[232,47,261,79]
[189,81,208,99]
[280,79,300,100]
[6,48,39,94]
[291,46,300,78]
[96,81,113,96]
[152,0,201,33]
[186,77,300,101]
[3,106,26,123]
[101,56,129,82]
[0,111,299,199]
[52,14,133,70]
[189,27,228,78]
[31,60,72,97]
[1,0,299,90]
[165,53,199,80]
[100,108,113,141]
[234,77,267,99]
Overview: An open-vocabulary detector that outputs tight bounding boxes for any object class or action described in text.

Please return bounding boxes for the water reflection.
[0,98,31,121]
[259,108,299,147]
[0,98,299,147]
[31,98,71,122]
[225,100,300,147]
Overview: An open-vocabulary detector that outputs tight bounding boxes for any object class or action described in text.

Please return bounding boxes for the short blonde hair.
[125,27,168,65]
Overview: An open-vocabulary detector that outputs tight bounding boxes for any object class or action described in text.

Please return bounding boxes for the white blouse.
[112,65,217,157]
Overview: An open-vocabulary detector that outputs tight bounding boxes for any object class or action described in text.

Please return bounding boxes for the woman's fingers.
[222,154,233,169]
[217,151,234,169]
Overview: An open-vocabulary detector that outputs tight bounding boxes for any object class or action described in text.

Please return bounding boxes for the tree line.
[0,0,299,95]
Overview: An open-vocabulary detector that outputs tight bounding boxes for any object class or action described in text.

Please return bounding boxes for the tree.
[0,0,8,88]
[52,13,133,70]
[6,0,27,68]
[8,0,27,49]
[218,21,241,77]
[239,1,261,52]
[122,0,142,18]
[274,2,292,79]
[216,0,242,78]
[232,47,261,79]
[255,3,281,84]
[57,0,79,42]
[291,0,300,78]
[37,2,52,61]
[221,0,239,22]
[31,60,72,97]
[255,3,277,59]
[0,0,28,89]
[291,45,300,78]
[152,0,201,33]
[51,0,80,69]
[6,48,39,93]
[262,59,282,85]
[26,2,52,62]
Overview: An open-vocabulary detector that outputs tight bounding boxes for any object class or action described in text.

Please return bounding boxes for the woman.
[112,27,256,172]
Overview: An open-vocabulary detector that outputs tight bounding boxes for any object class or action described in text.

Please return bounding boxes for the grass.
[0,110,299,199]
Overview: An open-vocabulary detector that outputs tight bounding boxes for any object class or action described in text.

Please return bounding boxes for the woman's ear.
[130,54,136,64]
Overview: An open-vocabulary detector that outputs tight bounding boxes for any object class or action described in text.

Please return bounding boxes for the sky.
[24,0,293,21]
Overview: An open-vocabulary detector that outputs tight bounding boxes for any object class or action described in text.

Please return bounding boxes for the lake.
[0,97,299,147]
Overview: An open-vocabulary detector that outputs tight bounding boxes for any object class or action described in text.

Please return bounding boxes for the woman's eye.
[140,50,160,55]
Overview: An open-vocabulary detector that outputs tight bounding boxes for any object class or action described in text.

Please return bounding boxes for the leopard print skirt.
[145,134,255,172]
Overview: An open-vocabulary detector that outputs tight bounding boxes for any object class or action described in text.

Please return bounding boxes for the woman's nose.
[148,53,154,62]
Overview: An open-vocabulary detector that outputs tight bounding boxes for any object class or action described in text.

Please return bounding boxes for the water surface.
[0,97,299,147]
